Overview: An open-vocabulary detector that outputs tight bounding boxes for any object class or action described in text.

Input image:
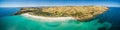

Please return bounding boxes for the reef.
[15,6,108,21]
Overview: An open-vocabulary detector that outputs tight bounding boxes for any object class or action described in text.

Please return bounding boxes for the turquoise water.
[0,15,112,30]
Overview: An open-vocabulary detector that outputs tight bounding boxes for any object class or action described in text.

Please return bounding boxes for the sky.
[0,0,120,7]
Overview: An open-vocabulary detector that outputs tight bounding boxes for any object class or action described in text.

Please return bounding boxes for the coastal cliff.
[15,6,108,21]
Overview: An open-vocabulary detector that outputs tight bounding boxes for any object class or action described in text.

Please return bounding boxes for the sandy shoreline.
[21,13,75,22]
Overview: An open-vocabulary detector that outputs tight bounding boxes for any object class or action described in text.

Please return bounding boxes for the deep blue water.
[0,7,20,17]
[0,7,120,30]
[98,7,120,30]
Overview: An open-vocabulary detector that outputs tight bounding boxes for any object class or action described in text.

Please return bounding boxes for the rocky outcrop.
[15,6,108,21]
[15,7,41,15]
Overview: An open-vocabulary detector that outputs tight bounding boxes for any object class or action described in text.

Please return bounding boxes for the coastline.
[21,13,75,22]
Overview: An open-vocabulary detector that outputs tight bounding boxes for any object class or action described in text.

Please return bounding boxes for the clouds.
[0,0,120,7]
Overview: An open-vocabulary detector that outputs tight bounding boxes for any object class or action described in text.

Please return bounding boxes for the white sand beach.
[21,13,75,22]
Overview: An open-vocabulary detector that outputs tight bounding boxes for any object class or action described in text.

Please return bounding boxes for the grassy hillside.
[15,6,108,21]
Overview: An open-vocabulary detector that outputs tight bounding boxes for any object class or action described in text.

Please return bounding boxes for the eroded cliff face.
[15,6,108,21]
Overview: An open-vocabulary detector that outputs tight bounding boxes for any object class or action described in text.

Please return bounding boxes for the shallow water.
[0,15,111,30]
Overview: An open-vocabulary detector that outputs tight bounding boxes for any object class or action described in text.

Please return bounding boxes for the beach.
[22,13,75,22]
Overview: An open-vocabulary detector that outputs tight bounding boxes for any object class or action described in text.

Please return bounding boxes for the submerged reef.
[15,6,108,21]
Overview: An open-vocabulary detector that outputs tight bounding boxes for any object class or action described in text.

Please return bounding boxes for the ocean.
[0,7,120,30]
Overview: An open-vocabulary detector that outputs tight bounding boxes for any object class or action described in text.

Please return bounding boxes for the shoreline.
[21,13,75,22]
